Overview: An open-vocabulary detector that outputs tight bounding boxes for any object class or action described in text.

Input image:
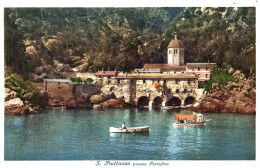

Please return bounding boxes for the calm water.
[5,108,255,160]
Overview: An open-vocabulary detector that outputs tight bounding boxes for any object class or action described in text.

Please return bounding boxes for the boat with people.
[174,113,209,126]
[109,126,149,133]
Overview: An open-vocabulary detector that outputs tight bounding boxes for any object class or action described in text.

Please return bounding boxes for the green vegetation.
[4,7,255,79]
[5,73,45,108]
[70,77,83,83]
[199,65,235,92]
[86,78,93,83]
[4,7,184,77]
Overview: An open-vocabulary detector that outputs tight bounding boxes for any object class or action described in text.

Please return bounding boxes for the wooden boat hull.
[109,126,149,133]
[173,121,206,126]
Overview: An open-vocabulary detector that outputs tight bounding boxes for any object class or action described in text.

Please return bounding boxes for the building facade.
[186,63,217,81]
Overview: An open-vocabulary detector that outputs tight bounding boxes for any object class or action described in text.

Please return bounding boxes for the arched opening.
[166,97,182,106]
[184,96,195,106]
[137,96,150,107]
[153,96,163,107]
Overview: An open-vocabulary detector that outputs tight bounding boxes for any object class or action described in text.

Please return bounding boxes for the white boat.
[109,126,149,133]
[173,113,208,126]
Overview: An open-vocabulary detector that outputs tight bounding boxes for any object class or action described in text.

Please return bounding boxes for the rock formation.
[5,88,39,115]
[193,70,256,114]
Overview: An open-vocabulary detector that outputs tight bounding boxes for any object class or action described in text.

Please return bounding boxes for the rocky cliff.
[193,70,256,114]
[5,88,40,115]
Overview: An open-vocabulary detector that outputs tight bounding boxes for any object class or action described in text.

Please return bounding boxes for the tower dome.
[167,35,184,66]
[167,35,184,48]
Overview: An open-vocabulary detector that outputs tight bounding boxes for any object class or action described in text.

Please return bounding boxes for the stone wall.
[73,83,101,95]
[46,82,74,98]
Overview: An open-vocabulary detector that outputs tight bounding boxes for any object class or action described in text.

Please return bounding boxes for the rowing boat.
[109,126,149,133]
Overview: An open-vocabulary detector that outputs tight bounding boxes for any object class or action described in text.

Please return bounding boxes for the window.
[58,86,61,89]
[184,89,187,93]
[188,80,191,84]
[169,50,172,54]
[176,89,179,93]
[206,74,208,78]
[198,74,200,77]
[176,80,178,84]
[206,67,208,71]
[182,71,184,73]
[117,80,120,84]
[164,80,166,85]
[143,80,146,84]
[58,82,60,85]
[198,67,200,71]
[192,67,194,71]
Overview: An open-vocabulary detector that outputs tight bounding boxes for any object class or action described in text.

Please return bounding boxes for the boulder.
[90,93,116,104]
[211,83,219,90]
[64,98,77,108]
[5,89,17,101]
[5,98,25,115]
[100,99,127,108]
[24,93,34,100]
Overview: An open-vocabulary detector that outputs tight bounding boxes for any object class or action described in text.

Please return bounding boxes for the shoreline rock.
[192,85,255,114]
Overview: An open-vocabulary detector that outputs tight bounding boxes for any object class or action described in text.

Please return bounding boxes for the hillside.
[144,7,255,77]
[4,7,255,80]
[4,8,184,80]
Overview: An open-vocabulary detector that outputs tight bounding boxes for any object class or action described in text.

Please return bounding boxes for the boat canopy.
[175,113,196,120]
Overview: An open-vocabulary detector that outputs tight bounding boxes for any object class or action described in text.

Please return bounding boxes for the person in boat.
[122,122,127,129]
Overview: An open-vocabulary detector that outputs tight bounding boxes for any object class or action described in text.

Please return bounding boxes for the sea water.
[4,108,255,160]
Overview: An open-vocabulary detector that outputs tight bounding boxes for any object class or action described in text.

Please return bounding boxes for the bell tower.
[167,35,184,66]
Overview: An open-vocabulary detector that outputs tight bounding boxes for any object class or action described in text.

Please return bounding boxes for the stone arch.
[184,96,195,106]
[153,96,163,107]
[166,96,182,106]
[137,96,150,107]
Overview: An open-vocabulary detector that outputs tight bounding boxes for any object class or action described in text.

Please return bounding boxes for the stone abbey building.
[107,35,216,107]
[44,35,216,108]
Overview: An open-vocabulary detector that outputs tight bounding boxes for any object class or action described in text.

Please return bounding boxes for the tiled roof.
[143,64,186,70]
[116,73,197,79]
[95,71,116,76]
[168,39,184,48]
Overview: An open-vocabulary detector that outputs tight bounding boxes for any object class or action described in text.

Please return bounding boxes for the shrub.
[5,75,45,108]
[200,65,235,92]
[86,78,93,83]
[70,77,83,83]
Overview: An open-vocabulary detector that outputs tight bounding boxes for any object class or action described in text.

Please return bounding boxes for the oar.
[127,128,135,135]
